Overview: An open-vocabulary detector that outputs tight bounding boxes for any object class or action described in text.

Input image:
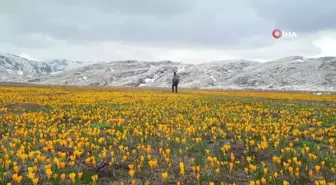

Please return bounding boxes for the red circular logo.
[272,29,282,39]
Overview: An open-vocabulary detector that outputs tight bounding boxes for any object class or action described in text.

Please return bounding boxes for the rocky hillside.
[0,53,52,82]
[1,53,335,91]
[30,60,192,87]
[0,53,94,82]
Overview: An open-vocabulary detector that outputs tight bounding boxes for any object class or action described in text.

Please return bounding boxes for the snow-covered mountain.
[0,53,52,82]
[31,60,192,87]
[0,53,96,82]
[31,56,336,91]
[1,53,336,91]
[222,56,336,91]
[44,59,95,73]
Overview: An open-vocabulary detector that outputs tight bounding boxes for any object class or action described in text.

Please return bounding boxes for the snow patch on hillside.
[17,71,23,75]
[6,69,14,74]
[210,75,216,82]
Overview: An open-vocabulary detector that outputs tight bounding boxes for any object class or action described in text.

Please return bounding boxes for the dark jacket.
[172,74,179,85]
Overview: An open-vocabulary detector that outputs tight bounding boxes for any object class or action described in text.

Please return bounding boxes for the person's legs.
[172,84,177,93]
[172,84,175,93]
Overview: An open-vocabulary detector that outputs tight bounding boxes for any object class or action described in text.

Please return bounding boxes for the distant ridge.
[1,53,336,91]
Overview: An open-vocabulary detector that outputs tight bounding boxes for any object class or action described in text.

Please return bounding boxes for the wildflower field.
[0,85,335,185]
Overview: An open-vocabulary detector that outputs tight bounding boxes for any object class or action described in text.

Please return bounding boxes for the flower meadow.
[0,85,335,185]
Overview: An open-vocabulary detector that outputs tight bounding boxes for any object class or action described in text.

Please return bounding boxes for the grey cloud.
[51,0,195,16]
[248,0,336,33]
[0,0,335,63]
[0,0,273,48]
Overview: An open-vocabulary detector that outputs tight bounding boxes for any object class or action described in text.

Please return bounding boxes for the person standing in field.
[172,72,179,93]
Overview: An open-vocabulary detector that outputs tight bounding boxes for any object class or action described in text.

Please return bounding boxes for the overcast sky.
[0,0,335,64]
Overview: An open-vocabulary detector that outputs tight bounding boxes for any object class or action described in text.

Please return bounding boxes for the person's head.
[174,72,176,75]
